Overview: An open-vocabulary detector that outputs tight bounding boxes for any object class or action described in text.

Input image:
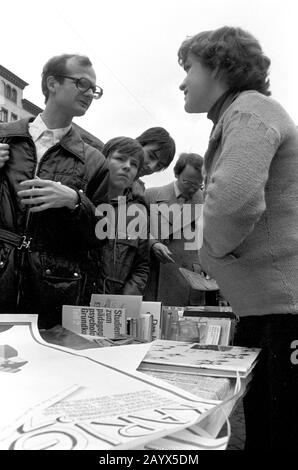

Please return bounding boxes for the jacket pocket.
[0,242,16,310]
[0,242,13,274]
[39,253,84,307]
[114,238,139,273]
[100,238,139,293]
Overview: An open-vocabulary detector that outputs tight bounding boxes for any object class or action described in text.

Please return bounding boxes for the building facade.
[0,64,103,151]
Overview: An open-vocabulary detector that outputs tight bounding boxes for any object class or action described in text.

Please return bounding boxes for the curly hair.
[103,136,145,176]
[178,26,271,96]
[136,127,176,171]
[41,54,93,103]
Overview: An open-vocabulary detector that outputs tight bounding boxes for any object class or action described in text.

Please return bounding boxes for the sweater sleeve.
[203,110,281,258]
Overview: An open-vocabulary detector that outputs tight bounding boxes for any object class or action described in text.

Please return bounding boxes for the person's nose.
[122,160,131,171]
[147,160,157,172]
[179,78,186,91]
[83,88,94,99]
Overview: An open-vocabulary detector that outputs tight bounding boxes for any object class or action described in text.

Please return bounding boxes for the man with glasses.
[144,153,204,306]
[0,53,109,328]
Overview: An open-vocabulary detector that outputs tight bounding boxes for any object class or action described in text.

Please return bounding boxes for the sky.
[2,0,298,187]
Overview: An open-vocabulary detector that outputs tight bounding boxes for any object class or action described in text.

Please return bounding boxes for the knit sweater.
[199,90,298,316]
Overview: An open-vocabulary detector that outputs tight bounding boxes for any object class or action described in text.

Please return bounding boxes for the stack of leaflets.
[183,306,238,346]
[138,340,261,379]
[63,296,163,341]
[62,305,126,339]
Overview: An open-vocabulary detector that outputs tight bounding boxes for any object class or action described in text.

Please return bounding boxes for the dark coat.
[0,118,109,328]
[144,182,204,306]
[84,191,150,299]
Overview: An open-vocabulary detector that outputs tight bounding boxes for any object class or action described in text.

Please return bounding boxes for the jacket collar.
[0,117,86,163]
[208,90,241,127]
[155,182,203,204]
[155,182,177,204]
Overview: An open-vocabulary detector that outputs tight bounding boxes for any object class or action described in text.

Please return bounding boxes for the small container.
[177,319,200,342]
[168,320,179,341]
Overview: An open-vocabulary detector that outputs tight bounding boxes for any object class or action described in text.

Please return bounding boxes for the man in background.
[145,152,204,306]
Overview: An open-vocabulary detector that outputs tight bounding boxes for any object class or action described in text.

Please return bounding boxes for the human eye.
[149,151,158,162]
[78,78,91,91]
[184,62,192,73]
[115,154,125,161]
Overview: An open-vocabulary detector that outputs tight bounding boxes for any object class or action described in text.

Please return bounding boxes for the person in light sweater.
[178,26,298,450]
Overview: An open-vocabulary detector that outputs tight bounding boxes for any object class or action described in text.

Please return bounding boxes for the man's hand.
[0,143,9,168]
[17,178,78,213]
[152,242,175,264]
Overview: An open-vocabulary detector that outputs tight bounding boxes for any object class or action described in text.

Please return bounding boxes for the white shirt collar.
[174,181,182,198]
[28,114,72,144]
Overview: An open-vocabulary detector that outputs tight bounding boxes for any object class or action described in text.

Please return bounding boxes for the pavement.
[227,399,246,450]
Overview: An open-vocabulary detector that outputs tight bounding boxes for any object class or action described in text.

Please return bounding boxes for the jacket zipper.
[16,140,61,309]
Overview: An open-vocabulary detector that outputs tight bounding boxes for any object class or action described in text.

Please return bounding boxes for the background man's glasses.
[55,75,103,99]
[181,179,202,188]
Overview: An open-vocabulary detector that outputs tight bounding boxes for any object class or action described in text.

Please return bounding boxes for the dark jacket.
[0,118,109,328]
[84,190,150,298]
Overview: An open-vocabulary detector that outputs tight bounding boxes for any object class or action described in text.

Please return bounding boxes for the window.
[4,84,17,103]
[11,88,17,103]
[4,84,11,99]
[11,113,18,121]
[0,108,8,122]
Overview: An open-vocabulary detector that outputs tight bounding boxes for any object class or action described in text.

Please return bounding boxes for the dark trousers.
[234,314,298,450]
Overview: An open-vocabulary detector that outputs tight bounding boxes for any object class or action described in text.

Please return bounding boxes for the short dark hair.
[136,127,176,171]
[103,136,145,176]
[178,26,271,96]
[41,54,93,103]
[174,152,204,182]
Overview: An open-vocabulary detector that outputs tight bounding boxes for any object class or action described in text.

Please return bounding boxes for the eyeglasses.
[181,179,204,190]
[55,75,103,99]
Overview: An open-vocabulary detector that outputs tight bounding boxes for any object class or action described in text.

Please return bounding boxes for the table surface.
[40,325,101,350]
[40,325,246,441]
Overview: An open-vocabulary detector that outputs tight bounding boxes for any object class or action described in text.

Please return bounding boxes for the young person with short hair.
[178,26,298,450]
[86,137,149,297]
[133,127,176,197]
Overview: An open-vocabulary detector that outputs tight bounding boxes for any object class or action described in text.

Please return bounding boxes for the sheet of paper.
[90,294,142,319]
[0,315,219,450]
[80,342,152,372]
[179,267,219,290]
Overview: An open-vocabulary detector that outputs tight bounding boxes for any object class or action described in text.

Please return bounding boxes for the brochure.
[138,340,261,378]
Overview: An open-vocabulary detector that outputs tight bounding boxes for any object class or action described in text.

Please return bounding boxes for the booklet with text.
[138,340,261,378]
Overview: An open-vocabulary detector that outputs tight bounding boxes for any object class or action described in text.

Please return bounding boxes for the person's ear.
[46,76,59,95]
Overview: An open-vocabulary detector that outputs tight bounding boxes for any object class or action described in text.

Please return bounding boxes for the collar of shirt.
[174,181,183,199]
[28,114,72,145]
[207,90,241,126]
